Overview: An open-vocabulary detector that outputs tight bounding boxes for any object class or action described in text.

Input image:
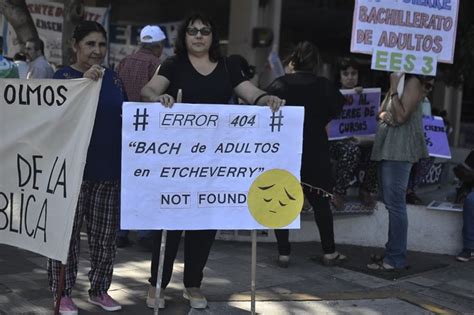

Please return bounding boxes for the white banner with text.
[0,78,101,263]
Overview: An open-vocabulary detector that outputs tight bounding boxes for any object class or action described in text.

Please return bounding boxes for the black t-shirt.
[158,55,246,104]
[266,72,344,189]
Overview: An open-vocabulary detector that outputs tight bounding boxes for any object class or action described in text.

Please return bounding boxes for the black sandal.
[321,253,347,266]
[367,261,395,271]
[367,261,411,271]
[370,253,385,263]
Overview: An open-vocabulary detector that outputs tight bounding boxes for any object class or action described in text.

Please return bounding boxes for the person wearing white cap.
[117,25,165,102]
[116,25,166,249]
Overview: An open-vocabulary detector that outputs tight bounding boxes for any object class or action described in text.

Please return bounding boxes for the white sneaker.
[277,255,290,268]
[183,287,207,309]
[146,285,165,309]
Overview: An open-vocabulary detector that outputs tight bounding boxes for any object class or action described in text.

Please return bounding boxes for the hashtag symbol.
[269,110,284,132]
[133,108,149,131]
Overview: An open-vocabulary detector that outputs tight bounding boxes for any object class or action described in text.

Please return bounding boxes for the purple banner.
[423,116,451,159]
[328,88,381,140]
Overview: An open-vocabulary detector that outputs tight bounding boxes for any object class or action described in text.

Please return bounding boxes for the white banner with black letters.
[0,78,101,263]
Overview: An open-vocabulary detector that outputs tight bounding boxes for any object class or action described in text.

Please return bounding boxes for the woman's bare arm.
[234,80,285,112]
[140,75,174,107]
[387,75,423,124]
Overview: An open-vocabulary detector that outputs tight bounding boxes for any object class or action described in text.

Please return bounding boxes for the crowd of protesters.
[2,12,473,315]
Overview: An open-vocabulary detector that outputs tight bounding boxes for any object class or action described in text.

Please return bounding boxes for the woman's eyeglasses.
[424,82,434,90]
[186,27,212,36]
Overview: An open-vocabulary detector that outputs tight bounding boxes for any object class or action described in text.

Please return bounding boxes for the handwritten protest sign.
[328,88,381,140]
[1,2,181,67]
[0,78,101,263]
[424,115,451,159]
[351,0,459,75]
[121,103,304,230]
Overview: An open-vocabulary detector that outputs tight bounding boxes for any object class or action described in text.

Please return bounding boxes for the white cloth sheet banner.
[0,78,101,263]
[122,103,304,230]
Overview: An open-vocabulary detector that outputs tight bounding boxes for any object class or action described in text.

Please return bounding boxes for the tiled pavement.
[1,233,474,314]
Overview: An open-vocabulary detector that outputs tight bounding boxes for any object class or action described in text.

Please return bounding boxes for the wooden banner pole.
[251,230,257,315]
[53,264,66,315]
[154,230,167,315]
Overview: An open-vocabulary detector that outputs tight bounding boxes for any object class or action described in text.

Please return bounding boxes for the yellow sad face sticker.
[247,169,304,228]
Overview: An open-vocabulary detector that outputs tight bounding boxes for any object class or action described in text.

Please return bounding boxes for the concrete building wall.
[217,203,463,255]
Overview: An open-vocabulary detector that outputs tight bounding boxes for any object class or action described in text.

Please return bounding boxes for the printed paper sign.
[328,88,381,140]
[351,0,459,75]
[0,78,101,263]
[247,169,304,228]
[423,115,451,159]
[427,200,462,212]
[121,103,304,230]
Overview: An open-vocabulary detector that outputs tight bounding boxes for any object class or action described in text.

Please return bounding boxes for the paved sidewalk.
[1,233,474,314]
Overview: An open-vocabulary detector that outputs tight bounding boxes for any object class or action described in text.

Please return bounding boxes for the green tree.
[0,0,38,45]
[0,0,84,65]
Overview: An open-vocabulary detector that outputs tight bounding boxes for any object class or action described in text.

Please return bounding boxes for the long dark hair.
[73,21,107,43]
[284,41,319,73]
[174,13,221,62]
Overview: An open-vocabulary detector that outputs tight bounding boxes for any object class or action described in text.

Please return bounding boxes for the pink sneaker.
[56,296,78,315]
[88,293,122,311]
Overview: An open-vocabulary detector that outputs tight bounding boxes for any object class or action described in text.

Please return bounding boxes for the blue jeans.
[463,192,474,250]
[378,160,412,268]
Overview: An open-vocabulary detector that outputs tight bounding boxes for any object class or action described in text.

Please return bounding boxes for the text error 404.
[135,111,262,128]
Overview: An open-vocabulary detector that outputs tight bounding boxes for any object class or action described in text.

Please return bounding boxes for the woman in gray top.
[368,72,433,270]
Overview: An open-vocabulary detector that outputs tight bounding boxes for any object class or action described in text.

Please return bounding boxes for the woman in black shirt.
[141,13,285,310]
[267,41,346,267]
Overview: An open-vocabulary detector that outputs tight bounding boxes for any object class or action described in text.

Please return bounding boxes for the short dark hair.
[27,38,45,55]
[419,75,435,82]
[337,57,360,73]
[142,42,163,50]
[174,13,221,62]
[406,73,435,84]
[73,21,107,43]
[284,41,319,72]
[335,57,360,86]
